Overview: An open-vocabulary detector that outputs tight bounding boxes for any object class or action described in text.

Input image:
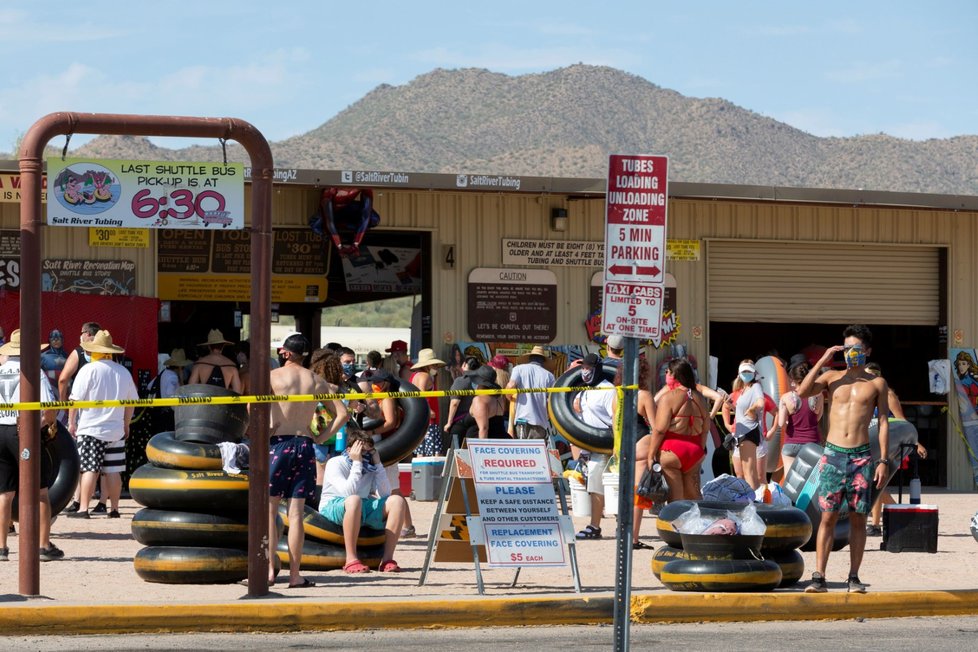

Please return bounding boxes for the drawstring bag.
[635,464,668,506]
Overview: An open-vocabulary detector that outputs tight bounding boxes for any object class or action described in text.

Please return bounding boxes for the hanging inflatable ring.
[548,363,617,454]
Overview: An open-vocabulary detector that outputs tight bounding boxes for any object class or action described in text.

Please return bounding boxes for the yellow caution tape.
[1,384,639,412]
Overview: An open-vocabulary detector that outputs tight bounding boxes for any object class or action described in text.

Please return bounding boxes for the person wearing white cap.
[67,330,139,519]
[721,359,767,490]
[0,329,64,561]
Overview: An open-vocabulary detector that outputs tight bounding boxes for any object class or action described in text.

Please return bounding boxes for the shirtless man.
[188,329,242,393]
[267,333,347,588]
[797,324,889,594]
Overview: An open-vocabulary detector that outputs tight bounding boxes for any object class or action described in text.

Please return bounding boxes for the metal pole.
[18,112,273,597]
[612,337,639,651]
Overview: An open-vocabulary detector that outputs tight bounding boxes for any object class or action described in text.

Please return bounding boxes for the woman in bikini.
[648,358,710,502]
[188,329,242,393]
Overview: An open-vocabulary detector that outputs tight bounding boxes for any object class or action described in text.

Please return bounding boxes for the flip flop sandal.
[343,559,371,574]
[576,525,602,540]
[632,540,653,550]
[287,578,316,589]
[378,559,402,573]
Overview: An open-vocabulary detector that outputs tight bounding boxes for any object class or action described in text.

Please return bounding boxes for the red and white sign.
[602,154,669,338]
[603,154,668,284]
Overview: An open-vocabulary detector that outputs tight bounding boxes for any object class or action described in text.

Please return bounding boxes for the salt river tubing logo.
[53,163,121,215]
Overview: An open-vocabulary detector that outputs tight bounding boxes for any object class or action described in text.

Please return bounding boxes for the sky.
[1,1,975,153]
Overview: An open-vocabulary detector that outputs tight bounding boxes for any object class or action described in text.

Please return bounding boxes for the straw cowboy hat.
[411,348,445,370]
[163,348,191,368]
[198,329,233,347]
[529,345,550,357]
[0,329,49,356]
[81,330,125,354]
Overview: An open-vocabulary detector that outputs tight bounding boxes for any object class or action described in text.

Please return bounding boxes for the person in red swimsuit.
[648,358,710,501]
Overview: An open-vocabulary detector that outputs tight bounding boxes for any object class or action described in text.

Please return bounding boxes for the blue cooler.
[411,456,446,501]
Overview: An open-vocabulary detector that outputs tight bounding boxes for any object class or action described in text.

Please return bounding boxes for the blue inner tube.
[129,463,248,514]
[134,546,248,584]
[13,422,79,519]
[548,364,617,454]
[145,431,223,470]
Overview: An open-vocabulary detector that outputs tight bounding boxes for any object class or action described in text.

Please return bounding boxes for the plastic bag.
[739,503,767,536]
[754,482,791,506]
[673,504,714,534]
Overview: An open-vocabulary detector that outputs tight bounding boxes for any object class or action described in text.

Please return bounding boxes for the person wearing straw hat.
[146,349,192,434]
[409,348,445,457]
[67,330,138,519]
[188,329,242,393]
[505,345,555,439]
[0,329,64,562]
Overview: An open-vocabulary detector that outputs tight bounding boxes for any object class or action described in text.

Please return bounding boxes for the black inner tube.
[548,363,617,453]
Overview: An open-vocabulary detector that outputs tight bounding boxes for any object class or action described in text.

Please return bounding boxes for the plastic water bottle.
[334,426,346,453]
[909,478,922,504]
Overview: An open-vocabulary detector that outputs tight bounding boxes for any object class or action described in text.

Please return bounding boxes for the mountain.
[15,65,978,195]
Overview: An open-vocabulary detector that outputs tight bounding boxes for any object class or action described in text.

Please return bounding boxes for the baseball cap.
[606,335,625,350]
[49,329,63,340]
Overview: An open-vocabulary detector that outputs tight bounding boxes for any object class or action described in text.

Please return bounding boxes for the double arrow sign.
[607,264,661,277]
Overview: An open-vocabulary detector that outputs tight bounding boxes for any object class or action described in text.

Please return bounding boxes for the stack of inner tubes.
[131,430,252,584]
[653,500,812,590]
[12,422,80,519]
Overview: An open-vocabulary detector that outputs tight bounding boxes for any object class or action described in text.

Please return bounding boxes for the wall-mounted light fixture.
[551,207,568,232]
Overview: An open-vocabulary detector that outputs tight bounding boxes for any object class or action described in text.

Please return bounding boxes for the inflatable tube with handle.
[13,422,79,520]
[129,464,248,513]
[651,545,694,580]
[375,380,431,466]
[145,431,223,470]
[134,546,248,584]
[780,443,852,552]
[547,363,617,454]
[769,548,805,588]
[755,356,789,473]
[278,502,386,547]
[275,537,384,571]
[660,558,782,592]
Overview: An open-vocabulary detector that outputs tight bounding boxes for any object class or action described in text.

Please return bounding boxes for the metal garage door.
[707,240,940,325]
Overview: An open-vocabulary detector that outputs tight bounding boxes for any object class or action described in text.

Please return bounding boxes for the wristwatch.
[875,459,888,467]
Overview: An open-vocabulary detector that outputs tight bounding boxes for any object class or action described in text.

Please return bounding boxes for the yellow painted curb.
[0,596,613,636]
[1,591,977,635]
[631,590,978,623]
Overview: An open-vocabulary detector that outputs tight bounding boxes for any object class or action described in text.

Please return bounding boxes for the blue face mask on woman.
[739,371,754,383]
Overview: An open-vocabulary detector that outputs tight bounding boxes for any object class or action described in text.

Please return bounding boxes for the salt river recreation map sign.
[467,440,567,568]
[46,158,244,230]
[601,154,669,339]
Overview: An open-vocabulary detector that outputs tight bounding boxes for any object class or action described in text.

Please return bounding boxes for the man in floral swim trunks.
[268,333,347,588]
[797,325,889,594]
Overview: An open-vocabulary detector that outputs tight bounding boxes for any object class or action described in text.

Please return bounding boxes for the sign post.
[601,154,668,652]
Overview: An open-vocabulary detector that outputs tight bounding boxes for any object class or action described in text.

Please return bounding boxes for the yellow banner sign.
[666,239,700,261]
[88,227,150,248]
[0,173,47,203]
[157,273,326,303]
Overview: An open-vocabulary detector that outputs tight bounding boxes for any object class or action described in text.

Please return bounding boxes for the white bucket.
[603,473,620,516]
[569,479,590,517]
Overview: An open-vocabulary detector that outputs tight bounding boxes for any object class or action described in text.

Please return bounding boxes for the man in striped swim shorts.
[68,330,138,519]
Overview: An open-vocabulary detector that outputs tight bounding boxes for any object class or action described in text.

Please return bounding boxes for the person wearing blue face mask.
[797,324,890,595]
[722,359,767,491]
